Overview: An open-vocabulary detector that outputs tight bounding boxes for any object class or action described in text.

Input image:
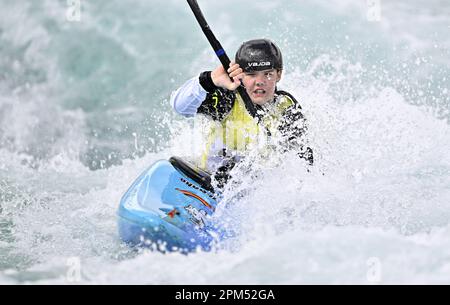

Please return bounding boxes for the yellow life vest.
[199,93,295,171]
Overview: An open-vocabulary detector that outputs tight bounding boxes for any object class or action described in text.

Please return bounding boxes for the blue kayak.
[117,157,221,252]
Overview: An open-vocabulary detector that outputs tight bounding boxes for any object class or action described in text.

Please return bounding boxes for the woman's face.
[241,69,282,105]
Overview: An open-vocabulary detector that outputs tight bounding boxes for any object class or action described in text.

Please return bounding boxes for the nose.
[255,74,266,86]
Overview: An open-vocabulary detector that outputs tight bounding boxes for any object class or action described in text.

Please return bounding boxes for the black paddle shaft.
[186,0,257,117]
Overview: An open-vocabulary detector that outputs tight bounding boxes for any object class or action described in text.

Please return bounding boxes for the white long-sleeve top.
[170,76,208,117]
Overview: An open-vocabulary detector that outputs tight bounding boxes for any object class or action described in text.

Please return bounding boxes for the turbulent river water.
[0,0,449,284]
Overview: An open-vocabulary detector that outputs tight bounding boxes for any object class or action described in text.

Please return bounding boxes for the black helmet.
[235,39,283,73]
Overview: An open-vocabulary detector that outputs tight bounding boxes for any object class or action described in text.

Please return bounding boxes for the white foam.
[1,0,449,285]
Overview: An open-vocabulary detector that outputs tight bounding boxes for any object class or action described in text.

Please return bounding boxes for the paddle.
[186,0,257,118]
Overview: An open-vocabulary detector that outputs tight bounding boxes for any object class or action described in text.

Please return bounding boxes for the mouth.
[253,89,266,97]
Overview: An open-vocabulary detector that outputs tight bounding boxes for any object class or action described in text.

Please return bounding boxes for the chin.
[251,96,272,106]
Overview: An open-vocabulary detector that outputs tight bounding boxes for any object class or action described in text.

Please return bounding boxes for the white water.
[1,0,449,284]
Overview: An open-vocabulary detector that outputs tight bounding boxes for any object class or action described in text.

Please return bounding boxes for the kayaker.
[170,39,313,186]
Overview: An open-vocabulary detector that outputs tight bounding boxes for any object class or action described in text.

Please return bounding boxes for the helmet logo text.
[248,62,271,67]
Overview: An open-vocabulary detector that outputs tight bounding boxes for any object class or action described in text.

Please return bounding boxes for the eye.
[265,72,275,80]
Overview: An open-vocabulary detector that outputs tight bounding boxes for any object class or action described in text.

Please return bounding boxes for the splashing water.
[0,0,449,284]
